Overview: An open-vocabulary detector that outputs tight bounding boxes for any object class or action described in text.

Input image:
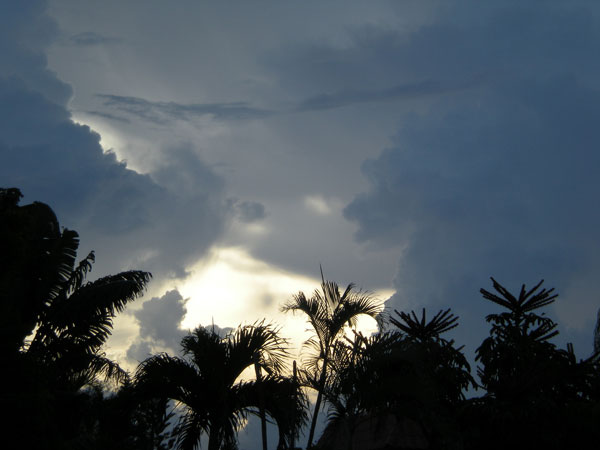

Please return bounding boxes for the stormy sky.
[3,0,600,444]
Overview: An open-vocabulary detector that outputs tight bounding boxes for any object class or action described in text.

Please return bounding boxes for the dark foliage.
[281,268,384,448]
[135,323,308,450]
[3,187,600,449]
[319,309,474,450]
[461,278,600,450]
[0,188,153,449]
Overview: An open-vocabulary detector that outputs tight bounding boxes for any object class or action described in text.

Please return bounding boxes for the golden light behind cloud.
[178,246,393,363]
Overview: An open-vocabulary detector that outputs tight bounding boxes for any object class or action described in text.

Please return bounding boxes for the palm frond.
[181,327,225,375]
[481,277,557,316]
[391,308,459,342]
[226,321,289,380]
[330,292,384,335]
[38,270,151,351]
[281,292,329,342]
[43,228,80,304]
[64,251,95,296]
[69,270,152,317]
[174,410,205,450]
[87,353,129,385]
[135,353,201,404]
[234,375,309,446]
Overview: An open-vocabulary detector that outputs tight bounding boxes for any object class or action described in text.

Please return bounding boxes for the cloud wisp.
[295,77,480,112]
[69,31,122,46]
[94,76,475,127]
[96,94,273,124]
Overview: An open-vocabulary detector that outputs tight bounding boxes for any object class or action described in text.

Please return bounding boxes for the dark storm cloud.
[69,31,122,46]
[97,94,272,124]
[339,3,600,353]
[0,0,229,282]
[266,5,598,104]
[0,0,71,105]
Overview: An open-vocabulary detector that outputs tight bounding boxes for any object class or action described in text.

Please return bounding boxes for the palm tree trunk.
[291,360,297,450]
[254,353,268,450]
[306,359,328,449]
[208,427,219,450]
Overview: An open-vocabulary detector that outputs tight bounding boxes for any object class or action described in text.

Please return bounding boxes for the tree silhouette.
[462,277,600,450]
[317,309,474,449]
[281,269,383,448]
[1,188,151,384]
[90,380,176,450]
[476,278,567,402]
[1,187,151,448]
[135,323,307,450]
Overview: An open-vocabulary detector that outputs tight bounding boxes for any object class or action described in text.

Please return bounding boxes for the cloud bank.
[338,3,600,352]
[0,0,229,283]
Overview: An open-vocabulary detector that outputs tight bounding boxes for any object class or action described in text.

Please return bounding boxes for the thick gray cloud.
[135,290,187,345]
[0,0,71,106]
[341,3,600,354]
[126,288,233,363]
[15,0,597,373]
[12,1,600,448]
[0,0,229,282]
[127,290,188,362]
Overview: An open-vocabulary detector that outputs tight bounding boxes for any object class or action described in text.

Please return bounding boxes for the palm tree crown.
[135,322,306,450]
[281,269,384,448]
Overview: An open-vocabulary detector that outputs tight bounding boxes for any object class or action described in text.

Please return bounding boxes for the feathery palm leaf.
[481,277,558,317]
[227,321,289,377]
[135,324,301,450]
[29,269,151,382]
[391,308,459,342]
[281,270,384,448]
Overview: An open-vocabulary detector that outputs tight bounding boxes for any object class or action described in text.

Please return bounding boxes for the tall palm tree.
[281,269,383,449]
[135,322,307,450]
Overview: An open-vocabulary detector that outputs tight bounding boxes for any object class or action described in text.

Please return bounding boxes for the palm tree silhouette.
[466,278,600,449]
[135,322,306,450]
[281,269,383,449]
[26,249,151,389]
[1,188,151,385]
[317,309,473,449]
[475,277,562,401]
[1,187,151,448]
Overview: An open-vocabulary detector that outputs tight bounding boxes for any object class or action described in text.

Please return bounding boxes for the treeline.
[2,188,599,450]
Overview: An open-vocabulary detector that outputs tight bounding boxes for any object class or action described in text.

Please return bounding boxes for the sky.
[3,0,600,445]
